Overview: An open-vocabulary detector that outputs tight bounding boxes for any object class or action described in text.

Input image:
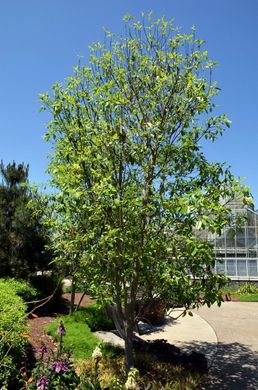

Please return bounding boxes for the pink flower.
[57,321,66,335]
[50,361,68,373]
[36,378,48,390]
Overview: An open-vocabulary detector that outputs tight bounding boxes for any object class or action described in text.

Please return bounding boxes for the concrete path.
[96,308,217,365]
[96,303,258,389]
[195,302,258,390]
[139,309,217,366]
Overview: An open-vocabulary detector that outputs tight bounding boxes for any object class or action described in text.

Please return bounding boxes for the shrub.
[135,298,167,325]
[236,283,258,295]
[74,304,115,332]
[0,279,28,387]
[3,278,39,302]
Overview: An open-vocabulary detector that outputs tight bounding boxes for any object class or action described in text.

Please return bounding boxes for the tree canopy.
[40,14,248,369]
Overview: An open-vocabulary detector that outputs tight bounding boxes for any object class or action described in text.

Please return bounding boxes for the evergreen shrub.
[0,279,28,387]
[3,278,39,302]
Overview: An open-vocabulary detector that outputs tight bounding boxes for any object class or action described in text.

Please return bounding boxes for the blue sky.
[1,1,258,204]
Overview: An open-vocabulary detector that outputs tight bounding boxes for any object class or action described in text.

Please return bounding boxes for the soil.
[27,293,93,363]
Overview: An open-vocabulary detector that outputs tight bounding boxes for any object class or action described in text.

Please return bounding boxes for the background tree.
[41,195,88,313]
[0,161,51,279]
[40,14,249,370]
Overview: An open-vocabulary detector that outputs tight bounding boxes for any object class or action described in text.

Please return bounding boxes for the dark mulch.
[27,293,93,363]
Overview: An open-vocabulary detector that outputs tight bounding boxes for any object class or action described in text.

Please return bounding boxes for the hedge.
[0,279,28,387]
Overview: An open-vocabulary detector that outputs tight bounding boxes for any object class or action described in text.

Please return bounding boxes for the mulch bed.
[27,293,92,363]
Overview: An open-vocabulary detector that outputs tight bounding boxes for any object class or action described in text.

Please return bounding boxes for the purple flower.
[38,344,47,354]
[19,366,26,372]
[50,361,68,373]
[36,378,48,390]
[57,321,66,336]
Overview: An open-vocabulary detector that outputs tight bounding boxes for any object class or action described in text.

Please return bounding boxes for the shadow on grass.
[180,341,258,389]
[101,342,124,358]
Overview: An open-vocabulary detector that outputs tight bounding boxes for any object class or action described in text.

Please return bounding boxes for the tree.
[0,161,51,279]
[40,14,248,370]
[38,197,87,314]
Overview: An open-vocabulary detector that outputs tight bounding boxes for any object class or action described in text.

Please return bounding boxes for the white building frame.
[212,205,258,280]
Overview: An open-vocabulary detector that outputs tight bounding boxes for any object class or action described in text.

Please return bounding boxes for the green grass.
[71,304,114,331]
[221,283,258,302]
[231,293,258,302]
[46,314,100,360]
[46,305,120,360]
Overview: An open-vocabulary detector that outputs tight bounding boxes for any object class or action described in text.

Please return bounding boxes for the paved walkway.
[96,308,217,366]
[195,302,258,390]
[96,302,258,389]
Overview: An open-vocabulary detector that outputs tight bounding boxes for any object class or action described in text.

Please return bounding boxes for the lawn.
[46,314,100,359]
[221,283,258,302]
[229,293,258,302]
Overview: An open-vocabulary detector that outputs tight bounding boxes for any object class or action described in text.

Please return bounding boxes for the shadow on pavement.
[198,341,258,390]
[172,340,217,367]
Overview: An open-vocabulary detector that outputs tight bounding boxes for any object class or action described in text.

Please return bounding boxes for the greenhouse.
[210,201,258,280]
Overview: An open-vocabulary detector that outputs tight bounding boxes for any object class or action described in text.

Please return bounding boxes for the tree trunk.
[124,322,134,372]
[107,302,135,371]
[69,276,76,314]
[75,291,86,312]
[107,302,125,338]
